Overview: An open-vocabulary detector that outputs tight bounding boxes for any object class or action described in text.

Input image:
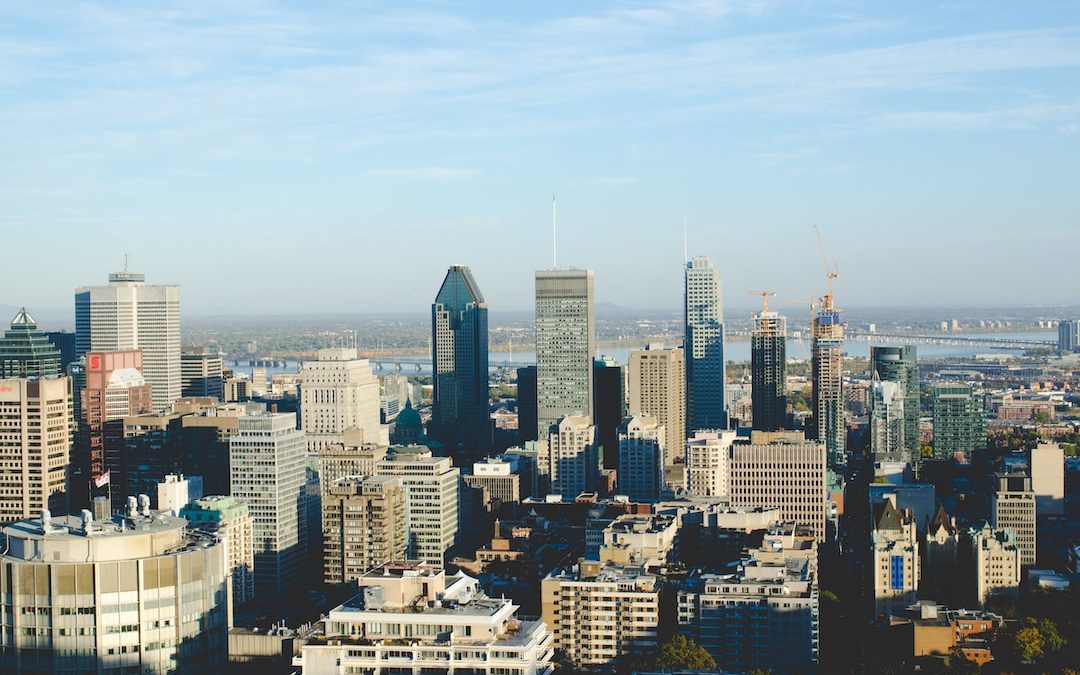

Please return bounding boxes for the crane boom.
[748,290,777,314]
[813,224,838,310]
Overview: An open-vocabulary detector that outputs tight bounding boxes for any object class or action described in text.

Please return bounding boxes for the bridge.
[847,332,1055,349]
[371,356,533,371]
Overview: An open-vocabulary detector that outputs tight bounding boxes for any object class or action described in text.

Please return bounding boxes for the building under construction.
[812,298,846,469]
[751,295,787,432]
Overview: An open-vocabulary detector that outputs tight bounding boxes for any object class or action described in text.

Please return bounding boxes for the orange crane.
[748,290,776,313]
[813,224,838,311]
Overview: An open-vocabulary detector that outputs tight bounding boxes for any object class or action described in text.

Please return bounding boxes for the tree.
[1015,626,1045,662]
[1037,618,1066,652]
[655,635,717,671]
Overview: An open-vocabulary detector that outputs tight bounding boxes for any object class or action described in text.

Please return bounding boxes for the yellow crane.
[748,290,777,313]
[813,224,838,311]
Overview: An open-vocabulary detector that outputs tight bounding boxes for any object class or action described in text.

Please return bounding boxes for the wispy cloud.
[369,167,481,180]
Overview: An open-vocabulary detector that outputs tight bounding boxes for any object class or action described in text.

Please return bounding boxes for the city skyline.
[3,2,1079,313]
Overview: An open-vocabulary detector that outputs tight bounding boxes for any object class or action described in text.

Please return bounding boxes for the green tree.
[655,635,717,671]
[1015,626,1046,662]
[1037,618,1066,652]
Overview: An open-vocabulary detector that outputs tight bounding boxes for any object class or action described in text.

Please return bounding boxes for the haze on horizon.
[2,1,1078,316]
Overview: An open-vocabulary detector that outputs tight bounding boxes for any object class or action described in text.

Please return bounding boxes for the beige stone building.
[322,475,406,584]
[0,377,73,524]
[628,344,686,470]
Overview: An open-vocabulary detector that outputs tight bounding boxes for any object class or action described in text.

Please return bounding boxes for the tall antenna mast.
[683,217,688,264]
[123,253,129,273]
[552,193,557,268]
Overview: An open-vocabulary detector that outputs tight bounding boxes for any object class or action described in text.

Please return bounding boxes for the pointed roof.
[927,504,955,535]
[434,265,486,312]
[873,499,907,532]
[396,398,422,427]
[10,307,36,328]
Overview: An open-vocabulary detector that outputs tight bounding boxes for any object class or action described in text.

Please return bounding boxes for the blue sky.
[2,1,1079,315]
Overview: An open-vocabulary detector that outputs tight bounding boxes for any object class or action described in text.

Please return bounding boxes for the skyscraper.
[1059,319,1079,352]
[869,379,906,461]
[593,356,626,470]
[628,344,686,471]
[375,446,460,564]
[0,308,62,379]
[684,256,726,430]
[431,265,491,454]
[75,270,181,411]
[811,297,845,468]
[751,305,787,432]
[181,346,224,399]
[535,269,596,439]
[932,382,986,459]
[230,411,307,599]
[300,347,384,452]
[871,346,920,454]
[617,413,665,502]
[0,377,73,524]
[517,365,538,443]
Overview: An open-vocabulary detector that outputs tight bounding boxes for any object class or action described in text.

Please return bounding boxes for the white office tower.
[728,431,829,541]
[542,561,662,667]
[677,525,819,673]
[375,446,460,564]
[0,377,73,525]
[297,563,554,675]
[75,270,181,411]
[300,347,386,453]
[685,429,736,497]
[617,414,665,502]
[535,269,596,439]
[870,495,920,620]
[1030,442,1065,515]
[0,510,228,672]
[969,523,1021,608]
[870,379,907,461]
[229,412,307,599]
[547,414,599,498]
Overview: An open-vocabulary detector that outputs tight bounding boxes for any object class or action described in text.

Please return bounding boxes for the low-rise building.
[295,563,553,675]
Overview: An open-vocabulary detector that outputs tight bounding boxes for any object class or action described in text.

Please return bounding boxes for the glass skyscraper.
[871,346,920,454]
[684,256,726,430]
[0,308,62,379]
[535,269,595,439]
[431,265,491,453]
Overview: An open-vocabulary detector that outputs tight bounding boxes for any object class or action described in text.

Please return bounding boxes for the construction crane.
[813,224,838,311]
[748,290,776,313]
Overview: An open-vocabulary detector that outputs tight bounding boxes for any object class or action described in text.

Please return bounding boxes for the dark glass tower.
[516,366,537,443]
[0,308,62,379]
[431,265,491,455]
[751,309,787,431]
[871,346,920,454]
[593,356,626,470]
[685,256,727,430]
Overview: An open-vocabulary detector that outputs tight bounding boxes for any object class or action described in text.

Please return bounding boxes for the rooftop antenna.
[123,253,129,273]
[552,193,557,268]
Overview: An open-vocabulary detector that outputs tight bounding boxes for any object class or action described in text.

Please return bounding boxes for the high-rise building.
[375,446,460,564]
[932,382,986,459]
[870,496,920,619]
[542,562,662,667]
[593,356,626,470]
[1030,442,1065,515]
[992,473,1036,567]
[535,269,595,439]
[0,308,62,379]
[431,265,491,455]
[75,270,181,412]
[547,414,598,498]
[0,509,229,673]
[678,525,819,673]
[751,307,787,432]
[316,427,386,495]
[321,475,406,585]
[1059,319,1079,352]
[684,256,726,431]
[869,379,906,461]
[517,365,538,443]
[179,399,255,496]
[80,350,153,507]
[298,564,553,675]
[628,344,686,472]
[870,346,920,454]
[968,523,1020,609]
[685,429,736,497]
[728,431,828,541]
[181,346,224,399]
[0,377,73,525]
[616,413,665,503]
[181,494,256,611]
[300,347,385,452]
[230,411,308,599]
[122,410,185,504]
[44,330,78,372]
[811,298,844,468]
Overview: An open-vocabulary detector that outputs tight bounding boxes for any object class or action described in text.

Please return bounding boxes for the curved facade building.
[0,508,229,673]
